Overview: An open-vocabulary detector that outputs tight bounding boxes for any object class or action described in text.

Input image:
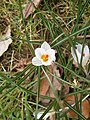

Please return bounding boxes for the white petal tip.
[32,57,42,66]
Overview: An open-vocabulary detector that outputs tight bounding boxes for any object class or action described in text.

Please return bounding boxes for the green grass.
[0,0,90,120]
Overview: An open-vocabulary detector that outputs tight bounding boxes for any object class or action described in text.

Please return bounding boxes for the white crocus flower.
[32,41,56,66]
[71,43,90,68]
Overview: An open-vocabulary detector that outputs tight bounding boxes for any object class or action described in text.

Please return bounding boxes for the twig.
[77,35,90,39]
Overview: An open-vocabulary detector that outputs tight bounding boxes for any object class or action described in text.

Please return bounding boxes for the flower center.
[41,54,49,62]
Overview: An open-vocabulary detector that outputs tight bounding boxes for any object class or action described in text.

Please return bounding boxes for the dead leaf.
[0,17,12,56]
[40,72,50,96]
[23,0,42,19]
[49,64,62,98]
[82,100,90,119]
[62,83,70,95]
[64,94,90,119]
[39,63,62,104]
[64,94,80,105]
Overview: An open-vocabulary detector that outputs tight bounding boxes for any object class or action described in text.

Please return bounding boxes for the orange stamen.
[41,54,48,62]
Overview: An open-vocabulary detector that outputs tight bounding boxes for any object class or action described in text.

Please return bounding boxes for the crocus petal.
[32,57,42,66]
[47,49,56,62]
[82,54,90,67]
[35,48,45,59]
[76,44,83,53]
[71,47,81,64]
[41,41,51,51]
[84,45,89,54]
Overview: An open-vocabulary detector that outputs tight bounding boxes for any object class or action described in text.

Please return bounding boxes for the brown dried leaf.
[40,72,50,96]
[23,0,42,19]
[64,94,90,119]
[82,100,90,119]
[49,64,62,98]
[62,83,70,95]
[40,63,62,104]
[64,94,80,105]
